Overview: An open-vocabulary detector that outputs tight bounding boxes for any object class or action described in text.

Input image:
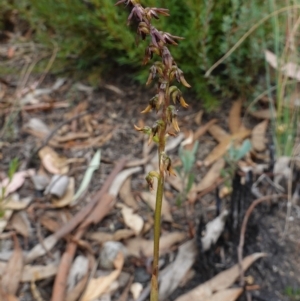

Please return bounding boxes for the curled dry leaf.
[109,167,142,197]
[0,169,35,197]
[126,232,186,257]
[204,128,251,166]
[119,177,138,210]
[175,253,266,301]
[82,252,124,301]
[228,99,242,134]
[251,120,268,152]
[52,177,75,208]
[39,146,69,174]
[117,203,144,235]
[45,175,69,198]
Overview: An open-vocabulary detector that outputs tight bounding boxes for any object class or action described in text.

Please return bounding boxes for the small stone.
[99,241,127,270]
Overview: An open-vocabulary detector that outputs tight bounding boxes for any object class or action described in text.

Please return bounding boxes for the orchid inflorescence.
[115,0,190,299]
[116,0,190,180]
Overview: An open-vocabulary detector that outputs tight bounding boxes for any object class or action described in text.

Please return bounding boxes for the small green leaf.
[186,173,195,193]
[235,139,252,161]
[72,150,101,203]
[8,158,19,181]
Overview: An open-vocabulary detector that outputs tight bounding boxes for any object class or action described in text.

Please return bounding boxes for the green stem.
[150,174,164,301]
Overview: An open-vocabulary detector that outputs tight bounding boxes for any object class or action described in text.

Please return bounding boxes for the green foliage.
[221,139,252,189]
[2,0,281,107]
[284,286,300,300]
[176,141,198,206]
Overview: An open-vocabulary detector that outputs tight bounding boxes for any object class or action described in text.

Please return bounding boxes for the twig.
[238,194,286,286]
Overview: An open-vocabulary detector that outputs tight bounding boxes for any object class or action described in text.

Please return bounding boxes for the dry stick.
[50,166,125,301]
[238,194,286,287]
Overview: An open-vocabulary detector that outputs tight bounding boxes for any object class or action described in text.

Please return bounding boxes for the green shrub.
[2,0,282,108]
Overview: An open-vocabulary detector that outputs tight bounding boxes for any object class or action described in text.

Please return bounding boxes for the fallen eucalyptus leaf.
[159,240,197,300]
[126,232,186,257]
[39,146,69,174]
[175,252,266,301]
[109,167,142,197]
[228,99,242,134]
[117,203,144,235]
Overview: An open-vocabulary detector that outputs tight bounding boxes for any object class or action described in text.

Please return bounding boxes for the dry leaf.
[194,110,203,125]
[87,229,135,244]
[203,288,243,301]
[39,146,69,174]
[3,195,32,210]
[201,210,228,251]
[175,253,266,301]
[67,256,89,292]
[208,125,230,143]
[265,49,300,82]
[191,159,224,194]
[45,175,69,198]
[109,167,142,197]
[21,264,58,282]
[82,252,124,301]
[228,99,242,134]
[140,191,173,222]
[119,177,138,210]
[1,236,23,295]
[0,262,58,282]
[117,204,144,235]
[131,283,143,300]
[0,169,35,197]
[249,109,275,119]
[126,232,186,257]
[10,212,31,238]
[193,119,217,141]
[159,240,197,300]
[251,120,268,152]
[52,177,75,208]
[204,129,251,166]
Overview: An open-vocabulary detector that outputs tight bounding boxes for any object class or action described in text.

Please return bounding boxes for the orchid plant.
[115,1,190,299]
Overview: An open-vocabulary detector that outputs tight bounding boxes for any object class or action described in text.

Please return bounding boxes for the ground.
[1,69,300,301]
